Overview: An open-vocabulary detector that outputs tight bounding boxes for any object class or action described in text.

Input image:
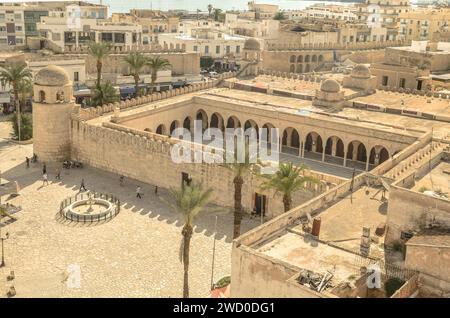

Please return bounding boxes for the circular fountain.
[59,191,120,223]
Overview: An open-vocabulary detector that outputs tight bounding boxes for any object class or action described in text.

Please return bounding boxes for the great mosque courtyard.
[0,121,259,297]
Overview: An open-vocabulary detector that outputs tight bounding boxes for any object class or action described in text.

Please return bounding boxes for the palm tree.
[273,12,285,21]
[261,162,318,212]
[91,81,118,106]
[17,78,32,111]
[0,63,32,141]
[225,145,258,239]
[169,183,212,298]
[213,8,222,22]
[87,41,112,88]
[123,52,148,97]
[207,4,213,18]
[146,56,171,94]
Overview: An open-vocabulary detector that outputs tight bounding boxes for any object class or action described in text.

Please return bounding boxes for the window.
[382,76,389,86]
[16,38,23,44]
[399,78,406,88]
[193,45,198,52]
[216,45,220,54]
[74,72,79,82]
[226,45,230,54]
[15,26,22,31]
[14,13,22,20]
[205,45,209,54]
[236,45,240,54]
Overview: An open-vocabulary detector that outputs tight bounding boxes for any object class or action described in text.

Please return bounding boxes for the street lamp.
[0,227,10,268]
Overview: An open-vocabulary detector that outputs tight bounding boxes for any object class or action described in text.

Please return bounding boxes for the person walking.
[42,173,49,186]
[154,185,158,195]
[80,178,87,192]
[42,163,47,175]
[119,175,124,187]
[25,157,30,168]
[136,186,142,199]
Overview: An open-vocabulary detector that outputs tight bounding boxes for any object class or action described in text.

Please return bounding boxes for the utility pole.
[210,215,218,290]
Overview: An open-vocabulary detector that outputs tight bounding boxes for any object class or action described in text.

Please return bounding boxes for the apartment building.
[0,3,26,47]
[158,28,246,59]
[355,0,411,40]
[398,7,450,41]
[285,4,357,22]
[0,1,108,48]
[225,13,279,39]
[111,10,179,45]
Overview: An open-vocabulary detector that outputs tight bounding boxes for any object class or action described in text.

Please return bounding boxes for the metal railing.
[59,192,121,223]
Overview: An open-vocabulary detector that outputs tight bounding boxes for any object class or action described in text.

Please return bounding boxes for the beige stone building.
[30,37,450,297]
[371,43,450,91]
[398,7,450,42]
[111,10,180,45]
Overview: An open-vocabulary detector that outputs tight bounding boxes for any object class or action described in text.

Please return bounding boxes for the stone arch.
[369,146,389,165]
[305,64,311,72]
[290,55,296,63]
[156,124,167,135]
[296,64,303,73]
[262,123,275,144]
[196,109,208,131]
[347,140,367,162]
[305,132,323,153]
[244,119,259,139]
[318,54,324,62]
[325,136,345,157]
[183,116,192,132]
[297,55,303,63]
[210,112,224,130]
[170,120,180,135]
[312,55,317,62]
[290,64,295,73]
[305,55,310,63]
[226,115,241,128]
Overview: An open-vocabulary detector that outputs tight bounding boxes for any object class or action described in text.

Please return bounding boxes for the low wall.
[390,274,419,298]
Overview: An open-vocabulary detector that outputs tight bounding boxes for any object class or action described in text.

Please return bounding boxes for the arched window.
[56,91,64,102]
[39,90,46,103]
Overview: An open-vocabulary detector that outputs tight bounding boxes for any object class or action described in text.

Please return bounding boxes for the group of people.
[41,163,61,187]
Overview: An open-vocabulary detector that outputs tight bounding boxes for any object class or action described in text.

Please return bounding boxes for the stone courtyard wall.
[70,120,332,219]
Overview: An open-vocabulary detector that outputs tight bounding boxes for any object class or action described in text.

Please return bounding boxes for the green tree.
[200,56,214,69]
[261,162,317,212]
[169,183,212,298]
[11,113,32,141]
[17,78,32,111]
[123,52,148,97]
[87,41,112,88]
[146,56,171,94]
[91,82,118,107]
[273,11,285,20]
[213,8,222,21]
[0,63,33,141]
[225,145,258,239]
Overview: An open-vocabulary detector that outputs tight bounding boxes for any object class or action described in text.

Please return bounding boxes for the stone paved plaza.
[0,121,259,298]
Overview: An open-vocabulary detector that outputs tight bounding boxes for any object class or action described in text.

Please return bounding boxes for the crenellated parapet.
[75,71,237,121]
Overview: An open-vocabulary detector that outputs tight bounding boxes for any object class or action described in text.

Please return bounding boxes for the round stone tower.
[32,65,75,162]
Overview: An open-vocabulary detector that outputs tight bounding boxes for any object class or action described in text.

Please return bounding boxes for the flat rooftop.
[257,232,362,286]
[353,91,450,115]
[411,161,450,197]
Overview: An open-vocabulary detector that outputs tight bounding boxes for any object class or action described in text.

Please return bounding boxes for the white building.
[292,4,357,21]
[37,16,142,52]
[158,28,246,59]
[224,13,279,40]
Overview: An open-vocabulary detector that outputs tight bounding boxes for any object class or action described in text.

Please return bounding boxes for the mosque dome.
[244,38,261,51]
[320,79,341,93]
[351,64,371,79]
[34,65,70,87]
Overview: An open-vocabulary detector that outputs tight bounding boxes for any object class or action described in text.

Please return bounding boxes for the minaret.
[32,65,76,162]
